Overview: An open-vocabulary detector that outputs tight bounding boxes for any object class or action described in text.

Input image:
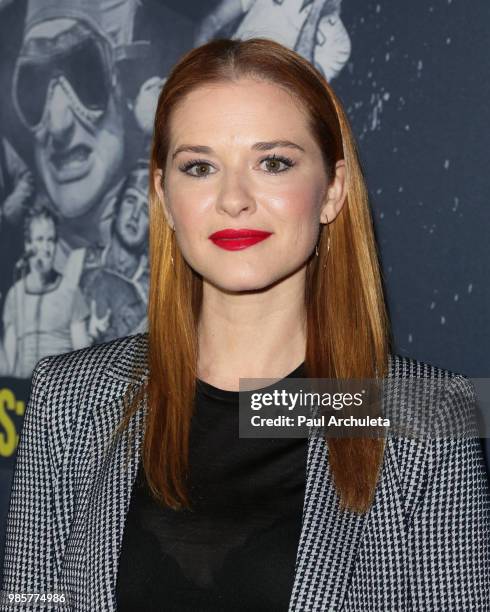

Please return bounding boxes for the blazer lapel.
[289,357,401,611]
[82,337,149,611]
[288,429,372,611]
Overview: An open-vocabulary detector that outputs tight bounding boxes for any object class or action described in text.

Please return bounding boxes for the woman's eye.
[260,155,295,174]
[178,159,214,178]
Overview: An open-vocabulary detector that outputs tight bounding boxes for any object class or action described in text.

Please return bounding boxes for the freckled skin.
[155,78,346,293]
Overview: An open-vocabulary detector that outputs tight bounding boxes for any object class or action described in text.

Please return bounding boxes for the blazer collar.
[103,332,150,384]
[100,333,377,611]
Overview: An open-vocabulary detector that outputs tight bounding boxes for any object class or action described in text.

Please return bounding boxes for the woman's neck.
[197,273,307,391]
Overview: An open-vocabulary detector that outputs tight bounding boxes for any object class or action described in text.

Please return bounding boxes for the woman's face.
[155,77,346,292]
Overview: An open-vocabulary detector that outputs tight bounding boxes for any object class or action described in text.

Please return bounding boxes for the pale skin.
[154,77,347,390]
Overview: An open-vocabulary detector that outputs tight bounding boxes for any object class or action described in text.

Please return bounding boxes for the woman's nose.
[215,173,256,217]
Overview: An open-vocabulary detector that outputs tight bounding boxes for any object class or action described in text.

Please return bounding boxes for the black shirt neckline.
[196,361,306,403]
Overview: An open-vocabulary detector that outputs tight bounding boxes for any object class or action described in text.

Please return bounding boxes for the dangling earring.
[315,218,330,263]
[170,224,175,267]
[323,215,331,268]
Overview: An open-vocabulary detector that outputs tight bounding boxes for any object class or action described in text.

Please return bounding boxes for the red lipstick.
[209,228,273,251]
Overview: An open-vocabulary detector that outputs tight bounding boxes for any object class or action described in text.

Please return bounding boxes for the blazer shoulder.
[388,352,465,381]
[383,354,481,519]
[38,332,148,394]
[23,334,147,469]
[387,353,478,438]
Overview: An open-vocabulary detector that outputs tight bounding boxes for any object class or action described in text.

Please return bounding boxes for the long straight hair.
[116,37,392,514]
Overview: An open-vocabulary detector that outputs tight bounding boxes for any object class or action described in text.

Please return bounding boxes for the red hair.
[116,37,392,514]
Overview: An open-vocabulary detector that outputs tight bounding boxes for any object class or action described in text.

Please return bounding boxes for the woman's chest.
[116,445,307,611]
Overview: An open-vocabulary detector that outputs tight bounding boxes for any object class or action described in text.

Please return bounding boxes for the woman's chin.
[203,273,276,294]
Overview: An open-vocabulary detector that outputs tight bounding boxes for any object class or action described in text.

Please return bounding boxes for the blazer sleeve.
[0,356,63,611]
[409,374,490,610]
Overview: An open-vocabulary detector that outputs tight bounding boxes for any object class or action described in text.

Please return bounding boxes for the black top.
[116,361,308,612]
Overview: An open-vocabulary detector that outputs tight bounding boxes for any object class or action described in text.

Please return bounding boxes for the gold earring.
[170,225,175,266]
[315,227,330,264]
[324,216,331,268]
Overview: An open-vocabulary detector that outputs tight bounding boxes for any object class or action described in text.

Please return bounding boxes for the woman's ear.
[320,159,347,225]
[153,169,175,230]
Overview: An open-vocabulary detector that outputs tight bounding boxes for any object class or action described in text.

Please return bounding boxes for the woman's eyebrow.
[172,140,305,160]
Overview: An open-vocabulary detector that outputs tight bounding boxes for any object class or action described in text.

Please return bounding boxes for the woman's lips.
[209,228,273,251]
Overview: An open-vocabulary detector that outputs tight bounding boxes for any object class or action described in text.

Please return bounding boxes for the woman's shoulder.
[26,333,148,461]
[388,351,468,382]
[37,332,148,383]
[382,354,484,519]
[386,352,477,438]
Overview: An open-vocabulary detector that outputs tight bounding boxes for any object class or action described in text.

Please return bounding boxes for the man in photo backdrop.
[11,0,157,287]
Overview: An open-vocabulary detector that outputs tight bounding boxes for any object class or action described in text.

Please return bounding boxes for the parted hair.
[116,37,392,514]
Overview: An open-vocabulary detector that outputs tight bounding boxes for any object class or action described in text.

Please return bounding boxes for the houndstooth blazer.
[1,332,489,611]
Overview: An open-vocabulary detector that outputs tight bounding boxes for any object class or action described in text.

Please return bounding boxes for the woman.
[1,38,489,611]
